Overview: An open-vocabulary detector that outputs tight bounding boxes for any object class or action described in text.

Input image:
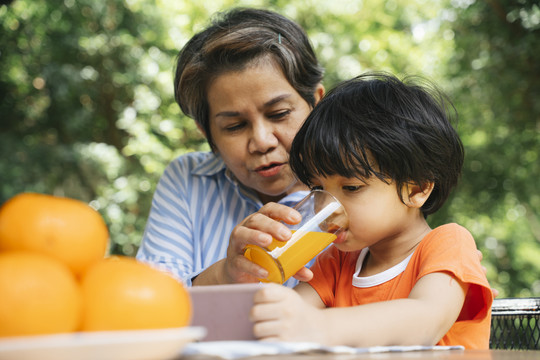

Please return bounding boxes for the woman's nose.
[248,122,279,153]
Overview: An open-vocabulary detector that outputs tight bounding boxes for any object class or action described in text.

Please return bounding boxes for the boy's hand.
[250,283,325,342]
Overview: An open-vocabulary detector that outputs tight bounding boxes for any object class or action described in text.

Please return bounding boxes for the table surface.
[182,350,540,360]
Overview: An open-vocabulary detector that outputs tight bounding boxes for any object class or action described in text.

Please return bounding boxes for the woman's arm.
[136,160,198,282]
[251,272,468,347]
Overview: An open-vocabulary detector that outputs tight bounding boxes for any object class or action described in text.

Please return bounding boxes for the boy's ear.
[403,181,435,208]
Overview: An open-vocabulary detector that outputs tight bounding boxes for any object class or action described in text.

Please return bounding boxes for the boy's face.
[310,174,425,254]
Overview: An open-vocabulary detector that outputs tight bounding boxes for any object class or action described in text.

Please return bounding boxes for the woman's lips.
[255,163,284,177]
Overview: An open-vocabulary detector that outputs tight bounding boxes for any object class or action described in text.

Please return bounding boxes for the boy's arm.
[322,272,468,346]
[295,282,326,308]
[251,272,468,346]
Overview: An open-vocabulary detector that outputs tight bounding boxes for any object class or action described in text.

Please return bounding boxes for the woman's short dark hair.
[174,8,324,149]
[289,72,464,217]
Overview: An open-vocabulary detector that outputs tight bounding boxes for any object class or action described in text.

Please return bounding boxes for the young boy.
[249,73,493,349]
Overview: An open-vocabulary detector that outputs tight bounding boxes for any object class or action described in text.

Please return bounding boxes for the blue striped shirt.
[136,151,309,287]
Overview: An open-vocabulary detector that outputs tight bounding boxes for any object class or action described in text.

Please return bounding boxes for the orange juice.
[243,231,336,284]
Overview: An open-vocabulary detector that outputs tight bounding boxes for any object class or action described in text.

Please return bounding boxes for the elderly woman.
[136,8,324,287]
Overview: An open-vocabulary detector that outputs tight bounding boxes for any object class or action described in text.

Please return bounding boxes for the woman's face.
[206,59,323,203]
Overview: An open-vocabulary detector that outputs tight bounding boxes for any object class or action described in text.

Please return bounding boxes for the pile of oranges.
[0,192,191,338]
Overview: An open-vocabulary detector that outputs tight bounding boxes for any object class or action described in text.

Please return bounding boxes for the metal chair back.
[490,297,540,350]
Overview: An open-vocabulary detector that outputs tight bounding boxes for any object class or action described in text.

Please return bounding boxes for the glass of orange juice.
[243,190,348,284]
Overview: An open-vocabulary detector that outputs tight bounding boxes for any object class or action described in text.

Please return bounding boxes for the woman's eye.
[224,123,245,132]
[268,110,291,120]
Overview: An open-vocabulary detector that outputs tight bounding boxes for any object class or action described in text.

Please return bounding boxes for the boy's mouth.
[322,222,348,244]
[333,231,348,244]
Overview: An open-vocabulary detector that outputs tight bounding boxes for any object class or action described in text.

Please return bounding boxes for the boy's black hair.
[289,72,464,217]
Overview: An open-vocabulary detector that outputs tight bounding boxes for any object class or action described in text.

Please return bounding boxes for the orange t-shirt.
[309,223,493,349]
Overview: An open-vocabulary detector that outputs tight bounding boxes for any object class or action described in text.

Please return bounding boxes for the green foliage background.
[1,0,538,297]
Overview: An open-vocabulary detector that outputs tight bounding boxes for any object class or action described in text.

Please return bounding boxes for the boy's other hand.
[250,283,326,343]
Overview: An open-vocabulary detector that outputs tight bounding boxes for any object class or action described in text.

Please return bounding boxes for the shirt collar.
[191,152,227,176]
[278,191,310,206]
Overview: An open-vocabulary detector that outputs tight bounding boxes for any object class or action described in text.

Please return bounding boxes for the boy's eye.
[343,185,363,192]
[310,185,323,191]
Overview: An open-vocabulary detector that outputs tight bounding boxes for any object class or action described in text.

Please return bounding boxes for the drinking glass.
[243,189,348,284]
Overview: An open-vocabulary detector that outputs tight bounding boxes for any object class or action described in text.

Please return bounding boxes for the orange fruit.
[0,251,82,337]
[80,256,191,331]
[0,192,109,277]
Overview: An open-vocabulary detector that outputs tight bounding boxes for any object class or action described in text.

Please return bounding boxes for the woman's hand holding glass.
[224,202,314,284]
